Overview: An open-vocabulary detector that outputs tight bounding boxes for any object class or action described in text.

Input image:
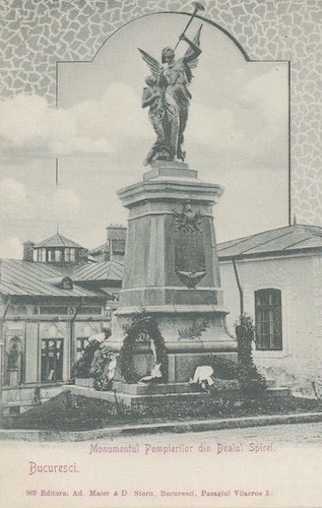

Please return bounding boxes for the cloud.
[0,177,81,231]
[188,103,246,150]
[186,66,288,169]
[73,82,149,139]
[240,67,288,133]
[0,174,83,258]
[0,95,80,155]
[50,188,81,222]
[0,68,287,168]
[0,178,31,220]
[0,84,147,158]
[0,236,22,258]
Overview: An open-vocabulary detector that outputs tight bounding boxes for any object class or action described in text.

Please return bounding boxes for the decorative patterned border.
[1,1,321,224]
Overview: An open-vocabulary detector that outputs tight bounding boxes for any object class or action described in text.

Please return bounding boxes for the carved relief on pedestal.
[172,201,206,289]
[177,318,209,340]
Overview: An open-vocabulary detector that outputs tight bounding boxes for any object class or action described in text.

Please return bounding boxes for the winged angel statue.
[139,15,203,166]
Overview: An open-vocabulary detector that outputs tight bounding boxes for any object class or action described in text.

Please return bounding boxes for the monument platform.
[68,381,241,413]
[66,383,290,416]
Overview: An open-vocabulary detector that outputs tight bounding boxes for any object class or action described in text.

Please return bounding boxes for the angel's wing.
[138,48,161,79]
[183,25,203,81]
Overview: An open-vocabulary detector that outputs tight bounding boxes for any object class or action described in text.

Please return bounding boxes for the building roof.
[34,233,85,250]
[72,260,124,282]
[89,242,108,255]
[217,224,322,260]
[0,259,103,298]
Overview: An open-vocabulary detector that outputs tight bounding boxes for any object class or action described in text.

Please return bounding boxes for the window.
[78,306,102,315]
[41,339,64,382]
[70,248,76,262]
[255,289,283,351]
[76,337,89,361]
[55,249,62,263]
[111,239,126,254]
[39,306,69,315]
[47,249,54,262]
[7,305,27,315]
[64,248,70,263]
[41,248,46,262]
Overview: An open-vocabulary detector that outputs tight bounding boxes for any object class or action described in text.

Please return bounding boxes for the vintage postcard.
[0,0,322,507]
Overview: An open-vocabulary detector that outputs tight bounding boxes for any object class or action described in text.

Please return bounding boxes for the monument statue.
[139,2,205,166]
[107,0,237,405]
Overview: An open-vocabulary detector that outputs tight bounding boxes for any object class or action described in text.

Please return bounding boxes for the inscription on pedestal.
[173,202,206,289]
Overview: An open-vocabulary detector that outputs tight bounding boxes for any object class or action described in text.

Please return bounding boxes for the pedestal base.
[69,381,240,416]
[112,161,238,384]
[167,351,237,383]
[109,311,237,383]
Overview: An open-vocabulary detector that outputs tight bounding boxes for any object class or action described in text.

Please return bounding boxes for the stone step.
[112,381,202,396]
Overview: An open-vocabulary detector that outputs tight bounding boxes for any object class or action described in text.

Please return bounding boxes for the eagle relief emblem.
[173,202,206,288]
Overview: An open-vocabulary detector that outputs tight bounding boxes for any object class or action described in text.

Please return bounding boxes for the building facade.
[4,222,322,411]
[0,232,123,414]
[217,224,322,395]
[90,224,127,263]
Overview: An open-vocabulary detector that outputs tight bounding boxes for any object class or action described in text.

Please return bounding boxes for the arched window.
[255,289,282,351]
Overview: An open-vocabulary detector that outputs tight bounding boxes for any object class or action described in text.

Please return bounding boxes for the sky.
[0,13,289,258]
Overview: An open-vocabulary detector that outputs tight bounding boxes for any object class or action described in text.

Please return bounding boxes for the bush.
[236,314,267,399]
[71,339,101,379]
[90,345,117,391]
[210,356,239,379]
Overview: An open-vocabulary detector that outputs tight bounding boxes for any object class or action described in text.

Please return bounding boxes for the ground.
[1,423,322,508]
[6,389,322,430]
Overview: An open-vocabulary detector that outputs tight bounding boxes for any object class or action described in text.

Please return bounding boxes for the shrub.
[90,345,117,391]
[236,314,267,399]
[71,339,101,379]
[210,355,239,379]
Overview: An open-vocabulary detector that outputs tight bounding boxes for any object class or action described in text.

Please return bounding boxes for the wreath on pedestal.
[119,312,168,383]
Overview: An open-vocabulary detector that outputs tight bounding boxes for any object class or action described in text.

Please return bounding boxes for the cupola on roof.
[35,233,84,249]
[32,232,87,265]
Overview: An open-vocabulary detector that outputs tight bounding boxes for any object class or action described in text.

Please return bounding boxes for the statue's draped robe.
[140,26,202,165]
[162,58,191,160]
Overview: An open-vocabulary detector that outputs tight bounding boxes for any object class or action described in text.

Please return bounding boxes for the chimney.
[23,241,34,262]
[106,224,127,262]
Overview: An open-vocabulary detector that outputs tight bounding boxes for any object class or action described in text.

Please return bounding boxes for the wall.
[220,253,322,395]
[2,314,109,387]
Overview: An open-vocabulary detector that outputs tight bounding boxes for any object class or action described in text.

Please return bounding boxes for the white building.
[218,223,322,395]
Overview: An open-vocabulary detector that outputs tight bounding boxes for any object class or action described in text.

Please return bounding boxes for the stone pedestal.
[108,161,237,384]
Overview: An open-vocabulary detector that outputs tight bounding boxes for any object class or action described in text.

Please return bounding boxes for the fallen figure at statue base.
[138,363,163,384]
[189,365,240,393]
